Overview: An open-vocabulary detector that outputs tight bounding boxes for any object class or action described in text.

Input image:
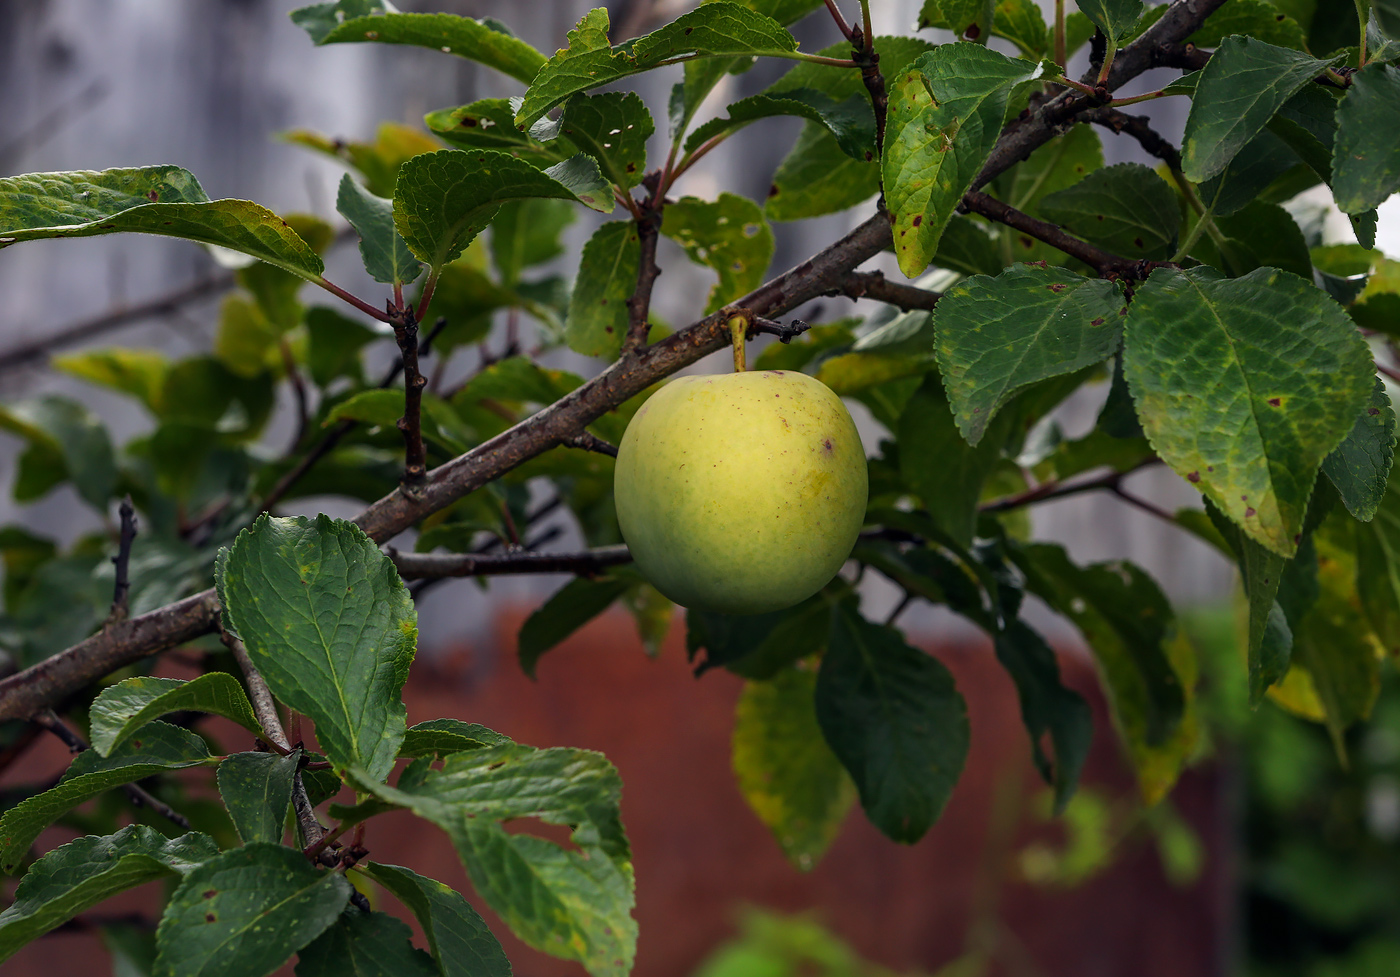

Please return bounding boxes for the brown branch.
[0,275,233,374]
[390,545,632,580]
[830,270,942,310]
[974,0,1230,193]
[980,458,1160,513]
[623,203,663,351]
[851,24,888,157]
[219,630,337,862]
[962,191,1170,279]
[1083,106,1184,171]
[748,316,812,343]
[562,431,620,457]
[390,304,428,489]
[279,338,311,452]
[0,0,1233,724]
[32,710,190,830]
[107,497,137,624]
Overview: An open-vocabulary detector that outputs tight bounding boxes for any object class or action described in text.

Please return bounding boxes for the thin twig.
[108,497,137,625]
[830,270,942,310]
[623,177,665,351]
[0,275,233,374]
[389,544,632,580]
[562,431,620,457]
[390,303,428,489]
[962,191,1170,279]
[219,630,337,862]
[1083,106,1183,171]
[32,710,190,830]
[279,338,311,452]
[748,316,812,343]
[851,21,888,157]
[980,458,1160,512]
[823,0,856,39]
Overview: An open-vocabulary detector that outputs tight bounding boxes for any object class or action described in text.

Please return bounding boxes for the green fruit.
[614,369,868,615]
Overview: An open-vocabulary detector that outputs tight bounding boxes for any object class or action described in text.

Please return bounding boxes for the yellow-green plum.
[614,369,867,615]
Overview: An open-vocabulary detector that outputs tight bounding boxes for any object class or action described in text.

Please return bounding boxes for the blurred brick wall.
[3,606,1231,977]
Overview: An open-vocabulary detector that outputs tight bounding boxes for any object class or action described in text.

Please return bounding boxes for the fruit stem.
[728,315,748,372]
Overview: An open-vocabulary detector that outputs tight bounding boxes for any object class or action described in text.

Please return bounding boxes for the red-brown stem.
[824,0,856,39]
[316,277,394,323]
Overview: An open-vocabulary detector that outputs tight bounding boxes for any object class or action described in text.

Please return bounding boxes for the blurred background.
[3,1,1400,975]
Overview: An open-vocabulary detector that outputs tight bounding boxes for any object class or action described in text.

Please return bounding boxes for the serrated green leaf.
[933,215,1006,275]
[336,174,422,285]
[0,166,324,280]
[0,826,218,963]
[733,663,856,870]
[1073,0,1145,39]
[217,751,300,846]
[1323,377,1396,521]
[1199,129,1301,217]
[53,348,169,414]
[1123,266,1373,555]
[1181,37,1341,183]
[851,538,989,627]
[686,594,830,679]
[216,514,417,783]
[1332,63,1400,214]
[344,744,634,977]
[1038,162,1180,260]
[661,193,774,313]
[0,723,213,873]
[992,0,1049,56]
[515,5,797,128]
[994,619,1094,812]
[1265,84,1342,183]
[884,44,1043,278]
[295,908,438,977]
[292,6,546,84]
[1313,242,1373,303]
[0,395,116,509]
[685,90,877,161]
[918,0,998,39]
[399,719,512,759]
[284,122,442,199]
[518,576,632,678]
[1189,0,1308,48]
[897,373,1009,546]
[154,843,351,977]
[1191,200,1313,279]
[356,863,510,977]
[551,93,654,192]
[767,123,878,220]
[814,604,969,844]
[393,149,610,273]
[1011,544,1194,805]
[934,264,1125,445]
[565,221,640,359]
[323,388,470,453]
[90,674,260,756]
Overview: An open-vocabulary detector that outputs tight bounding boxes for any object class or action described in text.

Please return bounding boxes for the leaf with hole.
[661,194,774,314]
